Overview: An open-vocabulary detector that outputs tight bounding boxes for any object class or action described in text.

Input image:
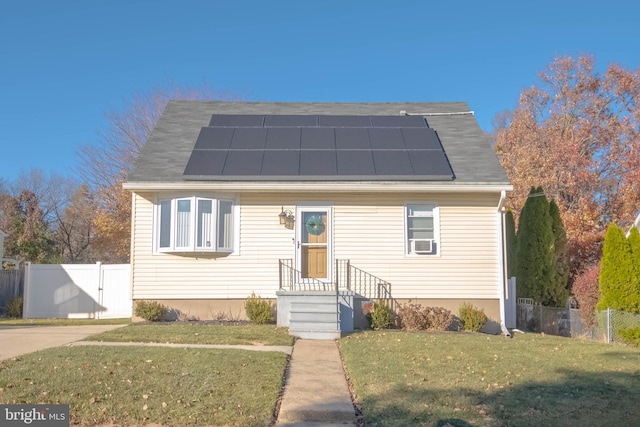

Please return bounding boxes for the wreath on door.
[305,214,325,236]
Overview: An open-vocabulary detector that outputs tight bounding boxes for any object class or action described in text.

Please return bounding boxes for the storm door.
[296,206,332,281]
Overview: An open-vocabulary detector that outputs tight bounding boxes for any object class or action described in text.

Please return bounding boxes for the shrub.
[134,300,167,322]
[4,296,23,318]
[397,302,454,331]
[366,300,394,329]
[597,225,639,313]
[572,263,600,327]
[458,302,488,332]
[619,327,640,347]
[244,292,274,324]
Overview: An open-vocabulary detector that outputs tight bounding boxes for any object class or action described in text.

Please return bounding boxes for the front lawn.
[340,330,640,427]
[85,323,295,346]
[0,346,287,427]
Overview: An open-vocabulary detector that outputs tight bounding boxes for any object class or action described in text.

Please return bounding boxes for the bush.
[397,303,454,331]
[619,327,640,347]
[4,296,23,318]
[134,300,167,321]
[572,263,601,327]
[366,300,394,329]
[458,303,488,332]
[245,292,274,324]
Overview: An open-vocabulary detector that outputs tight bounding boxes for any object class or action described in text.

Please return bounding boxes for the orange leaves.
[493,54,640,275]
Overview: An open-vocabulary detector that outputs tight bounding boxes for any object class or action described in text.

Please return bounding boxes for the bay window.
[156,197,235,253]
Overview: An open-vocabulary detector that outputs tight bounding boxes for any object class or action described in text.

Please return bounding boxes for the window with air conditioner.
[155,197,235,253]
[406,203,439,255]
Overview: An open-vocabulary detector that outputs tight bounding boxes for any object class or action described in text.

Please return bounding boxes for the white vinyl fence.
[23,262,131,319]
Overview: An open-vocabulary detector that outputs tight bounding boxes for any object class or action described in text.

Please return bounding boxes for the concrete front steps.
[288,300,341,340]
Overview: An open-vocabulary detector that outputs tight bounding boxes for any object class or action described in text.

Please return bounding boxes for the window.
[155,197,234,253]
[406,203,439,255]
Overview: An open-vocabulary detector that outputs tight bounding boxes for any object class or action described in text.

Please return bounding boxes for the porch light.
[279,206,295,228]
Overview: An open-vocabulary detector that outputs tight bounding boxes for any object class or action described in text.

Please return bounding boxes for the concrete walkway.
[0,325,126,361]
[277,339,356,426]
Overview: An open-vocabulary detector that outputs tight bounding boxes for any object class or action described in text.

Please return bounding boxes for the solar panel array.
[183,115,455,180]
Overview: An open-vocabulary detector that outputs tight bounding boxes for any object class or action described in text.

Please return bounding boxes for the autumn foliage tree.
[78,82,237,262]
[493,55,640,276]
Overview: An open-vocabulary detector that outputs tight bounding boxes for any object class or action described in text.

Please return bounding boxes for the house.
[124,101,513,337]
[628,213,640,237]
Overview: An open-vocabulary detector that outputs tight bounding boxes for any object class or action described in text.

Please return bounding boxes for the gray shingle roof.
[127,101,509,185]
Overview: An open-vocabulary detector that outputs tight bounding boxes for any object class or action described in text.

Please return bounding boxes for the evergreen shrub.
[366,300,394,329]
[619,327,640,347]
[4,296,23,318]
[244,292,274,324]
[458,302,488,332]
[597,225,639,313]
[134,300,167,321]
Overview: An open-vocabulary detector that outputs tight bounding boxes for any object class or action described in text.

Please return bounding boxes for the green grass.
[85,323,295,346]
[0,346,288,427]
[340,330,640,427]
[0,318,131,326]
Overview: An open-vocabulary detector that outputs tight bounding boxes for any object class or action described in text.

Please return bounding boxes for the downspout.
[497,190,512,337]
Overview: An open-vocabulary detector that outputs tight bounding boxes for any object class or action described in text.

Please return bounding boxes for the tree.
[505,209,517,277]
[493,55,640,276]
[549,200,570,304]
[597,225,639,313]
[515,187,556,305]
[78,82,237,262]
[628,227,640,299]
[0,190,56,263]
[52,184,96,263]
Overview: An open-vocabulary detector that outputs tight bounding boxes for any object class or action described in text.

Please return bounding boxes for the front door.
[297,206,331,281]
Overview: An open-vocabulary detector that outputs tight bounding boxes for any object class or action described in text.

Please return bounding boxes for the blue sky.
[1,0,638,183]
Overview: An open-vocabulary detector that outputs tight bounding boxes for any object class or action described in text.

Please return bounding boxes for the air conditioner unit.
[411,239,433,254]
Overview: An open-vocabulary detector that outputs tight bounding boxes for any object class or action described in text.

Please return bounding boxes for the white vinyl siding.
[131,192,502,300]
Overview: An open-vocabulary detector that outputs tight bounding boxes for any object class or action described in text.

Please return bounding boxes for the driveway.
[0,325,125,361]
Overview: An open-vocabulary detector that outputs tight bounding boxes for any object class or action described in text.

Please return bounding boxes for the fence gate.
[23,262,131,319]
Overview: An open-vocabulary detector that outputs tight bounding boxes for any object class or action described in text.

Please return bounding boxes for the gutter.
[123,181,513,193]
[497,190,512,337]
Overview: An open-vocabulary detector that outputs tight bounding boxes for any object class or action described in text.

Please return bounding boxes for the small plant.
[397,302,454,331]
[366,300,394,329]
[245,292,274,324]
[619,327,640,347]
[134,300,167,322]
[458,302,488,332]
[4,296,23,318]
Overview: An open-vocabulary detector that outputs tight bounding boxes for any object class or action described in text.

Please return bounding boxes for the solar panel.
[266,127,301,149]
[318,115,372,127]
[300,150,337,175]
[229,128,267,149]
[401,128,442,149]
[264,115,318,127]
[183,113,454,180]
[194,127,235,149]
[335,128,370,149]
[371,115,427,128]
[408,150,454,177]
[209,114,264,127]
[183,150,227,176]
[261,150,300,176]
[337,150,375,175]
[369,128,405,149]
[223,150,264,175]
[301,127,335,149]
[371,150,414,175]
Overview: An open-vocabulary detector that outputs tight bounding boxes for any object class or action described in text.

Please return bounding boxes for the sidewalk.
[277,339,356,426]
